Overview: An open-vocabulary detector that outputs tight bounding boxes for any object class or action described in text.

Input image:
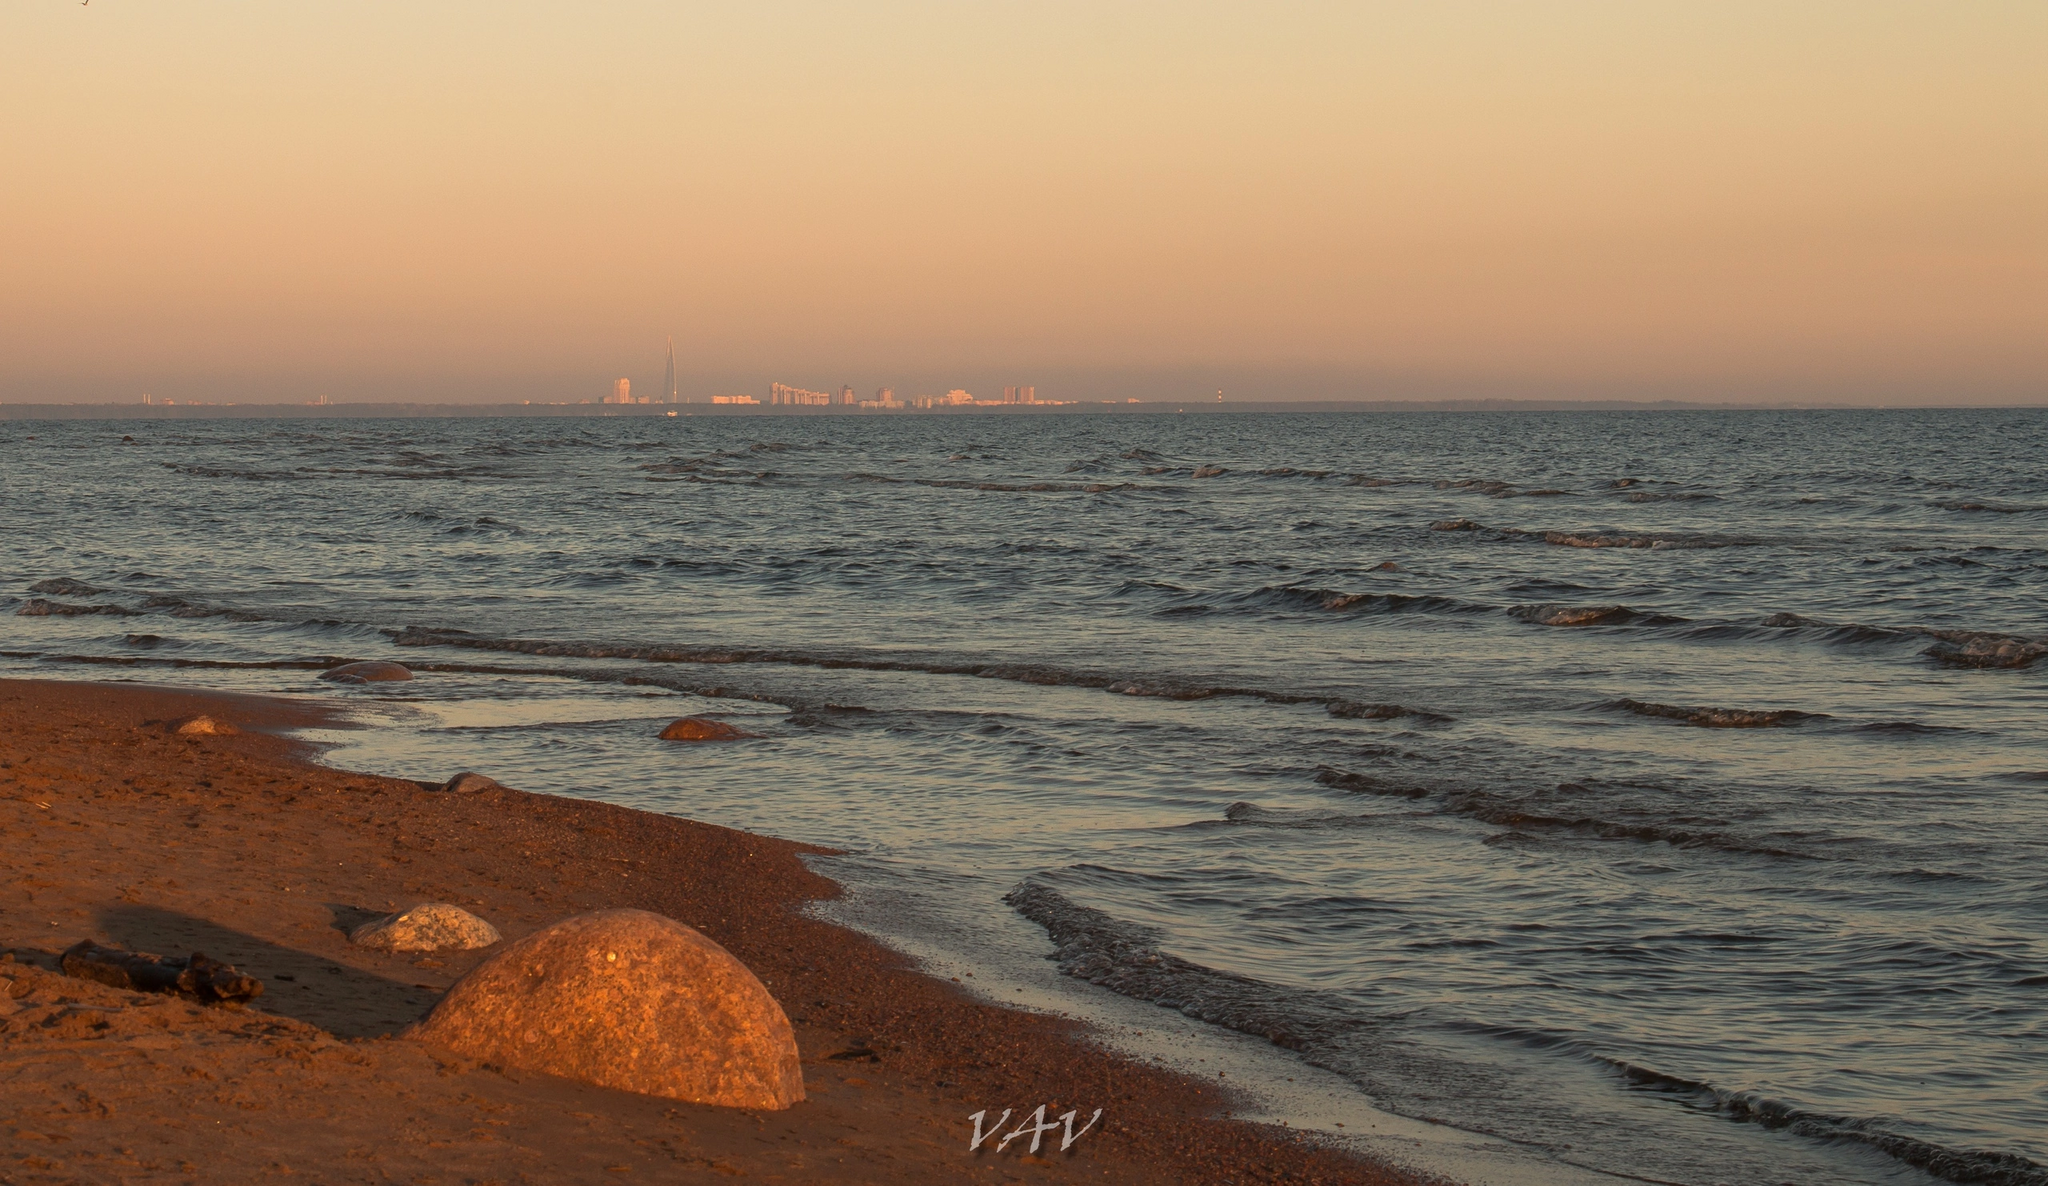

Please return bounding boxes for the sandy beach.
[0,678,1426,1185]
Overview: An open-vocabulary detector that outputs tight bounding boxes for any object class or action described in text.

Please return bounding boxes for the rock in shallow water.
[350,903,502,952]
[14,597,135,617]
[27,578,108,596]
[319,661,413,683]
[658,717,759,741]
[407,908,803,1110]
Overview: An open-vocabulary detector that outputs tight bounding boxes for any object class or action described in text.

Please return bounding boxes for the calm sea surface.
[4,409,2045,1185]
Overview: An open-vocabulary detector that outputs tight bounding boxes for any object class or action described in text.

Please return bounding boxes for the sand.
[0,679,1431,1185]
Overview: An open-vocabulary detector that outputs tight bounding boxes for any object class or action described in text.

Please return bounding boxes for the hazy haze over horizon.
[3,2,2044,406]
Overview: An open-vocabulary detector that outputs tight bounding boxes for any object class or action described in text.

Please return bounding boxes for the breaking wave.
[1216,801,1380,830]
[1312,767,1812,858]
[1932,500,2044,515]
[139,594,271,623]
[1760,613,2046,669]
[1009,880,2038,1185]
[1248,585,1486,616]
[1601,1060,2048,1186]
[385,626,1453,723]
[1005,880,1363,1053]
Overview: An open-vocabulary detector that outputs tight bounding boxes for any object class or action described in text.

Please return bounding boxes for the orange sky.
[3,2,2043,404]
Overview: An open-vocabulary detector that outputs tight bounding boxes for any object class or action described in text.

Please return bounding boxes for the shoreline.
[0,677,1431,1184]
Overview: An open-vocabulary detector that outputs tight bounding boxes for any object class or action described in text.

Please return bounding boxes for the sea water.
[3,409,2044,1185]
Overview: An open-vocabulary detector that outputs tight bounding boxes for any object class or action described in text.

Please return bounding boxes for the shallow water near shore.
[4,408,2046,1186]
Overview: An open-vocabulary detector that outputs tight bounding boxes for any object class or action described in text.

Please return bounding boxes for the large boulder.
[407,909,802,1110]
[658,717,759,742]
[351,903,502,952]
[320,661,413,683]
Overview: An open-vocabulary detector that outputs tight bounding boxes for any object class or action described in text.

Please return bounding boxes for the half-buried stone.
[439,772,505,794]
[350,903,502,952]
[658,717,759,741]
[319,660,413,684]
[170,714,236,736]
[406,908,803,1110]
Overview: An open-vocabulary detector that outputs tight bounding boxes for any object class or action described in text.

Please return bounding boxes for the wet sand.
[0,679,1432,1185]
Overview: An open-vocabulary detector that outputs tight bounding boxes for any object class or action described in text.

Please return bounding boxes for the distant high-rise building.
[1002,386,1018,403]
[840,385,856,405]
[664,338,678,404]
[768,382,834,405]
[875,387,894,403]
[613,378,632,404]
[1020,385,1035,403]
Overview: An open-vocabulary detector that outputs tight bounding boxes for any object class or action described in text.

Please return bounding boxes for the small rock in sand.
[658,717,759,742]
[350,903,502,952]
[439,771,505,794]
[171,714,235,736]
[60,940,263,1005]
[407,908,803,1110]
[319,661,413,684]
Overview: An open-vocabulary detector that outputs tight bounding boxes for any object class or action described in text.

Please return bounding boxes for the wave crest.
[387,626,1452,722]
[1760,614,2045,669]
[1250,585,1483,616]
[1604,1059,2048,1186]
[1004,880,1360,1052]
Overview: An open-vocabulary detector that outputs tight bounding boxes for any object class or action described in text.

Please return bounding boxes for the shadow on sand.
[90,904,444,1038]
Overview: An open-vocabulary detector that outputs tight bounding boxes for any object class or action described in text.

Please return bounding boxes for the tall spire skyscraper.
[664,337,678,404]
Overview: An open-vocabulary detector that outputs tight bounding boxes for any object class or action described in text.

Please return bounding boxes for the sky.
[2,2,2044,406]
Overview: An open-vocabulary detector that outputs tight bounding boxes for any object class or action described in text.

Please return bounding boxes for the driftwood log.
[59,940,264,1005]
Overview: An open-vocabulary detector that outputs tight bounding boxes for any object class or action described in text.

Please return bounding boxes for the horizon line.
[5,397,2047,421]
